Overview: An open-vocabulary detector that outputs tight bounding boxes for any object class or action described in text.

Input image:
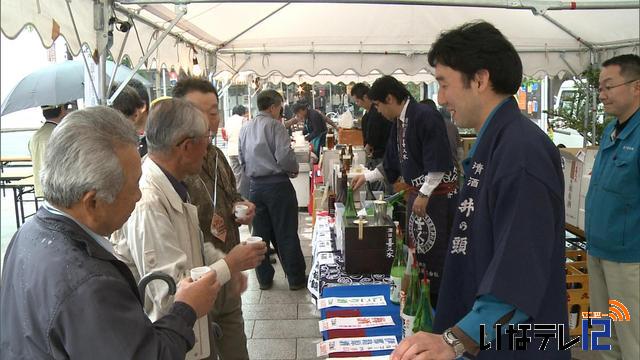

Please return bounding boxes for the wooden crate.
[337,128,364,146]
[566,249,587,262]
[566,258,589,336]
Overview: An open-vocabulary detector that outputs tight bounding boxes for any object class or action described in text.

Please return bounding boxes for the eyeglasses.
[175,133,214,147]
[598,79,639,93]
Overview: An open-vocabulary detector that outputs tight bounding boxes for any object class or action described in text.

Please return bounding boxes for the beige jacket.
[111,158,230,359]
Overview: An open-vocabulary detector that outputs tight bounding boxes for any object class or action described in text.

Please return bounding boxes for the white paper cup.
[190,266,212,281]
[245,236,263,245]
[234,204,249,219]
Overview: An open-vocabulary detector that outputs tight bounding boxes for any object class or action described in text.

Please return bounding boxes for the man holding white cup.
[175,78,259,360]
[111,98,266,360]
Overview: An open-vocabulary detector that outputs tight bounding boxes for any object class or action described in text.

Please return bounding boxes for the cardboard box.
[577,146,598,232]
[560,148,585,227]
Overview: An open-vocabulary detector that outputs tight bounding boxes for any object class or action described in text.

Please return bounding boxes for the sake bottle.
[389,221,405,304]
[365,181,376,200]
[412,273,434,333]
[400,249,413,314]
[401,261,419,338]
[327,184,336,217]
[385,189,406,206]
[336,168,348,204]
[344,183,357,219]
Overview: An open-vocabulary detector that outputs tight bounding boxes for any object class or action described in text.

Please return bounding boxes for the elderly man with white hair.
[111,98,266,360]
[1,106,221,359]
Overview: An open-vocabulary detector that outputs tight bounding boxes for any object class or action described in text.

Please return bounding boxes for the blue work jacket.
[585,108,640,262]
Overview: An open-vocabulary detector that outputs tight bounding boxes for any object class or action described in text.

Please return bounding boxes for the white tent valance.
[2,0,639,82]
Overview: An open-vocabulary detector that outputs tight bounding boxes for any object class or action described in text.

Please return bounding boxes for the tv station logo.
[479,300,631,351]
[580,299,631,351]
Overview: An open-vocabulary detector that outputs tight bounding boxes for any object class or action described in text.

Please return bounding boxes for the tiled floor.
[240,213,323,360]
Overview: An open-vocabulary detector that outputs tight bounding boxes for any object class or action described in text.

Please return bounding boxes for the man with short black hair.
[127,79,151,156]
[292,101,334,156]
[29,103,68,197]
[585,53,640,359]
[352,76,457,307]
[351,82,392,168]
[392,21,568,359]
[239,89,307,291]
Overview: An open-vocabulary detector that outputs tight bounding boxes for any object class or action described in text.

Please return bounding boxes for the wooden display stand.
[566,249,589,336]
[337,128,364,146]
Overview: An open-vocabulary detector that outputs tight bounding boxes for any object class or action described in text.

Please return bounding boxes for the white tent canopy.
[2,0,639,86]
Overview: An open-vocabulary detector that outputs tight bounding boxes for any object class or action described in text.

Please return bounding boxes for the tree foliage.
[546,66,615,145]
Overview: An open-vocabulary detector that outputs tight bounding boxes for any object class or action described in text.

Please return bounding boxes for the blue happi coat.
[434,97,570,358]
[382,97,457,302]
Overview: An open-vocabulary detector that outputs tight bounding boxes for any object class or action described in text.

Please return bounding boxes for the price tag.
[319,316,395,331]
[317,252,336,265]
[318,295,387,310]
[317,336,397,357]
[315,240,333,254]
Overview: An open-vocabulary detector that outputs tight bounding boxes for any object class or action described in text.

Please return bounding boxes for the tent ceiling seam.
[217,3,291,51]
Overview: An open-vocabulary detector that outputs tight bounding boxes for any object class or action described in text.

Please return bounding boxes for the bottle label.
[319,316,395,331]
[569,312,579,329]
[390,275,402,303]
[317,336,397,357]
[318,295,387,310]
[401,313,416,338]
[399,290,407,314]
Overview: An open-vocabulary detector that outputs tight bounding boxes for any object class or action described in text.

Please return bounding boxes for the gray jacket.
[239,111,298,181]
[0,207,197,359]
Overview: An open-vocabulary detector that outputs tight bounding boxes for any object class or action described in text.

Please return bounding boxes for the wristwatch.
[417,191,429,199]
[442,328,466,358]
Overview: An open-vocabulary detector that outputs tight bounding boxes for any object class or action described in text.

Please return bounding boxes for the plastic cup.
[234,204,249,219]
[190,266,212,281]
[245,236,263,245]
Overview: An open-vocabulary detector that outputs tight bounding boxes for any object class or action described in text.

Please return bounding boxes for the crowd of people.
[1,19,638,360]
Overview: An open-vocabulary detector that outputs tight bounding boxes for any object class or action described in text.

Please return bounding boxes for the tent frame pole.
[108,4,188,105]
[117,0,640,11]
[106,21,133,95]
[67,0,100,102]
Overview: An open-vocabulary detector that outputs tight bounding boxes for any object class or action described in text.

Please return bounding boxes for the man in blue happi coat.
[392,21,569,359]
[352,75,458,307]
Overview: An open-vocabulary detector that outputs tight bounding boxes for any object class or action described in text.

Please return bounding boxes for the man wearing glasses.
[173,78,258,360]
[585,54,640,359]
[111,98,266,360]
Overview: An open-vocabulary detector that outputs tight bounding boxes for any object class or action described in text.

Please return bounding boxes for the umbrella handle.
[137,272,177,299]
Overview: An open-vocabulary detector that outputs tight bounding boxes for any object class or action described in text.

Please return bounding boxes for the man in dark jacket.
[293,101,336,156]
[0,106,220,359]
[350,82,392,168]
